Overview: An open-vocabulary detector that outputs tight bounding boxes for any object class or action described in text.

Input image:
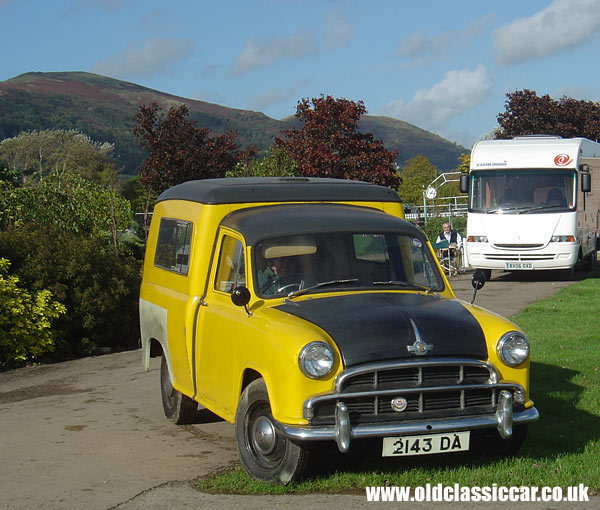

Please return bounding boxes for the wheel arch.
[240,368,263,396]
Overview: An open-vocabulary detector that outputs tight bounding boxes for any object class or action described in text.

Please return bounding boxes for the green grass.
[197,276,600,494]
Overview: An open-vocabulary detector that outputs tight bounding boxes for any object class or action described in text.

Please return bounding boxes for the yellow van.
[140,177,538,483]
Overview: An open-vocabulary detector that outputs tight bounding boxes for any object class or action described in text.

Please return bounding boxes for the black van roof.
[156,177,402,205]
[220,203,419,245]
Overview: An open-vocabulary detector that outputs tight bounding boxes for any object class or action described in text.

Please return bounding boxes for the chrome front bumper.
[274,390,539,453]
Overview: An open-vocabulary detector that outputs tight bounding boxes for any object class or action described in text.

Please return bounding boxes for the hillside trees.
[133,102,243,194]
[275,96,400,188]
[496,90,600,139]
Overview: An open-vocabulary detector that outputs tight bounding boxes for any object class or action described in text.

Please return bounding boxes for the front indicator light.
[298,341,334,379]
[551,235,575,242]
[467,236,488,243]
[497,331,529,367]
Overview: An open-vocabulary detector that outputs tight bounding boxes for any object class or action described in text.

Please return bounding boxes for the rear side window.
[154,218,193,275]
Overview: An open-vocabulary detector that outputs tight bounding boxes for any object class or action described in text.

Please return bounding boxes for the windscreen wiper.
[372,280,433,293]
[486,206,529,214]
[516,204,562,214]
[286,278,359,299]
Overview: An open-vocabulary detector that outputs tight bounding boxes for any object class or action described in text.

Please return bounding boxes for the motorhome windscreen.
[469,169,576,214]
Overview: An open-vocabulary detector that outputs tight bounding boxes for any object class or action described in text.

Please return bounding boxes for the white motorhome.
[460,136,600,278]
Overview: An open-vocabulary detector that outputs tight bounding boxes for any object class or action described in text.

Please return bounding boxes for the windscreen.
[470,169,576,214]
[253,232,444,298]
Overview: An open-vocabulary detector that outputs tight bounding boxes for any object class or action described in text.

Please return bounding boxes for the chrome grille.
[306,360,509,425]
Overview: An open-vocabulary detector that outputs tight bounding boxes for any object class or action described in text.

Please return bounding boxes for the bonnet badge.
[406,319,433,355]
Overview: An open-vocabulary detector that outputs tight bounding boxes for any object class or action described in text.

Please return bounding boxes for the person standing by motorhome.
[437,223,462,252]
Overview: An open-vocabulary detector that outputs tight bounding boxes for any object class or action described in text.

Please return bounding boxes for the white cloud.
[230,31,318,76]
[493,0,600,67]
[382,64,493,131]
[91,38,194,79]
[398,14,495,59]
[325,11,353,48]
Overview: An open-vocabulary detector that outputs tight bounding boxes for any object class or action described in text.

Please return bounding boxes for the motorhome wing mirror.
[580,166,591,193]
[459,173,470,194]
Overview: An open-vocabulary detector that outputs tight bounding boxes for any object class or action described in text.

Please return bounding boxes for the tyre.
[560,266,575,281]
[474,424,528,457]
[481,269,492,281]
[160,355,197,424]
[584,250,597,271]
[234,379,310,484]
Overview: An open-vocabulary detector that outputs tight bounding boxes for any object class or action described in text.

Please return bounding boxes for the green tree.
[397,155,437,204]
[0,173,132,253]
[0,129,118,185]
[0,258,66,366]
[226,147,297,178]
[276,96,400,188]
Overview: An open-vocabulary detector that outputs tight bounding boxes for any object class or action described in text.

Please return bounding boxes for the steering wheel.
[263,273,317,295]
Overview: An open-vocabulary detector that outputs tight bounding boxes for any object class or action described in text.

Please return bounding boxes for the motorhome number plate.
[505,262,533,270]
[382,431,470,457]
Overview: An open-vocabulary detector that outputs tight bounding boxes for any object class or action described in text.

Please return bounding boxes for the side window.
[154,218,193,274]
[214,235,246,293]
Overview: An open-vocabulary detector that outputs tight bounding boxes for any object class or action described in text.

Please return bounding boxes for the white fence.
[404,196,468,223]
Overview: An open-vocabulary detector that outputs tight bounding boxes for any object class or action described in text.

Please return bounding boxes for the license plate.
[382,431,470,457]
[505,262,533,270]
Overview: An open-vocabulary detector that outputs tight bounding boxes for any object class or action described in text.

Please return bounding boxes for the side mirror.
[470,270,486,304]
[231,286,251,314]
[459,173,470,194]
[581,169,591,193]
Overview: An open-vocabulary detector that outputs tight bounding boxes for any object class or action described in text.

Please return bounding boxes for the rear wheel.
[160,355,197,424]
[234,379,310,484]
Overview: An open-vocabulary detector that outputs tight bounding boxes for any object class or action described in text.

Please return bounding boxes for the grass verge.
[197,277,600,494]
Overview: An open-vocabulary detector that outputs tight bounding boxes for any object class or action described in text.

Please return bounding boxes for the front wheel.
[234,379,310,484]
[160,355,197,424]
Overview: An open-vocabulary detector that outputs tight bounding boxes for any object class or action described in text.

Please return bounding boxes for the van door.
[194,229,247,421]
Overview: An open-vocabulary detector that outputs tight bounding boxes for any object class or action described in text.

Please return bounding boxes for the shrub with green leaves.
[0,258,66,366]
[0,226,141,359]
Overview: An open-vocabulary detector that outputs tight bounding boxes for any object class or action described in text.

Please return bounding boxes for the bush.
[0,226,141,359]
[0,258,66,367]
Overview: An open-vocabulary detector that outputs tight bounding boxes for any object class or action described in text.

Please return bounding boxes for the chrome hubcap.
[252,415,277,455]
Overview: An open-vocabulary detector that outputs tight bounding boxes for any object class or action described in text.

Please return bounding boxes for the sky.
[2,0,600,150]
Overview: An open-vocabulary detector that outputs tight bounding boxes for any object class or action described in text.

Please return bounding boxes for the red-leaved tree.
[496,90,600,140]
[133,102,242,194]
[276,96,400,188]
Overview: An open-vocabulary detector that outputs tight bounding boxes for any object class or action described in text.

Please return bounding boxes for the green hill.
[0,71,467,175]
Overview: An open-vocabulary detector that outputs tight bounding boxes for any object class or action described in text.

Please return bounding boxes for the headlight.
[298,341,334,379]
[467,235,488,243]
[551,235,575,242]
[496,331,529,367]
